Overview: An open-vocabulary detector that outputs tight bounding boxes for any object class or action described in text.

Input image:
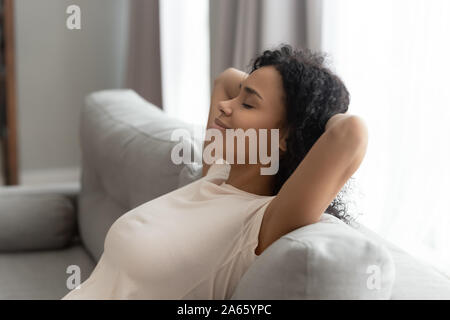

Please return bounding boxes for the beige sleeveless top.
[62,162,276,299]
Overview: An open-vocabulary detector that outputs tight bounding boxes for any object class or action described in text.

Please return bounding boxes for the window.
[159,0,210,127]
[322,0,450,276]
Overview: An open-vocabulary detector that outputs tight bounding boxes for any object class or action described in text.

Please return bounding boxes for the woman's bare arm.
[256,115,368,254]
[217,68,249,100]
[325,113,356,132]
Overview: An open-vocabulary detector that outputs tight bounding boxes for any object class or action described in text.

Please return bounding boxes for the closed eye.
[242,103,253,109]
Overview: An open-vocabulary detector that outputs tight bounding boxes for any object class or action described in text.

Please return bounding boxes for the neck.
[225,163,275,197]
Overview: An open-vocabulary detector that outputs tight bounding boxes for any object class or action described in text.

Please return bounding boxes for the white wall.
[13,0,129,185]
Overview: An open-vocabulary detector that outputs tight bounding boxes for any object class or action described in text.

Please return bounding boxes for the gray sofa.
[1,89,449,300]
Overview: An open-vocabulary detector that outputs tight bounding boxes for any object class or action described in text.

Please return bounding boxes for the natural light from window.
[321,0,450,276]
[159,0,210,127]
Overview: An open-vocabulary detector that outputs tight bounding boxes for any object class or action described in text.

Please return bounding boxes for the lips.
[213,118,230,130]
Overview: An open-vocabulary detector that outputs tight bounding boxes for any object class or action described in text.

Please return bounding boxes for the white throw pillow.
[231,213,396,300]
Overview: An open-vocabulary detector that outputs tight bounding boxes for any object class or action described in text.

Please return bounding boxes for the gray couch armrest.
[0,182,80,252]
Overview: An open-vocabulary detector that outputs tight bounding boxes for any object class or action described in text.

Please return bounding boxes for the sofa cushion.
[178,162,203,188]
[0,193,76,252]
[231,213,396,299]
[79,89,204,261]
[0,244,95,299]
[353,224,450,299]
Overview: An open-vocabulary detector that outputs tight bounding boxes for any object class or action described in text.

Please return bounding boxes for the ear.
[279,127,289,153]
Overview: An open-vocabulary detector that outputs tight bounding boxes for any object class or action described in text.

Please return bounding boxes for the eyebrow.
[239,83,264,100]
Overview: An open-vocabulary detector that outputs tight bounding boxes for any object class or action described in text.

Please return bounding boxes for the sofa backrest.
[78,89,203,262]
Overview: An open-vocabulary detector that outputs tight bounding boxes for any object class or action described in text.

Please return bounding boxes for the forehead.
[246,66,286,127]
[246,66,285,105]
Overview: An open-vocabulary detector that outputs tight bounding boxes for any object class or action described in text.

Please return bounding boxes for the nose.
[218,100,233,116]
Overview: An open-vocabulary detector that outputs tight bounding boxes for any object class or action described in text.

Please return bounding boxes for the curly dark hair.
[246,43,359,225]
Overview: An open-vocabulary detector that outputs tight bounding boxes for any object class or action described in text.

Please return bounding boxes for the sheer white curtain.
[321,0,450,276]
[159,0,210,126]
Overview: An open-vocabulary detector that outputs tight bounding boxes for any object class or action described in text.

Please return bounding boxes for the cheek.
[258,129,280,157]
[218,112,282,163]
[237,129,280,162]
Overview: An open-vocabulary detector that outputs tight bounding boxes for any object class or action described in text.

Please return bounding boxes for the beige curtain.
[209,0,319,85]
[126,0,163,108]
[126,0,320,108]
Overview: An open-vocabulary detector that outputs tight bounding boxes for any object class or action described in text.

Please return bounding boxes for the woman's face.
[215,66,288,166]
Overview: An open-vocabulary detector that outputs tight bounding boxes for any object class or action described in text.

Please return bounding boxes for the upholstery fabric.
[0,192,76,252]
[231,213,396,299]
[78,90,203,261]
[353,224,450,299]
[0,244,95,299]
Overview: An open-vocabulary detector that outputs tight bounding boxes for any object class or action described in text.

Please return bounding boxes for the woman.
[62,44,368,300]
